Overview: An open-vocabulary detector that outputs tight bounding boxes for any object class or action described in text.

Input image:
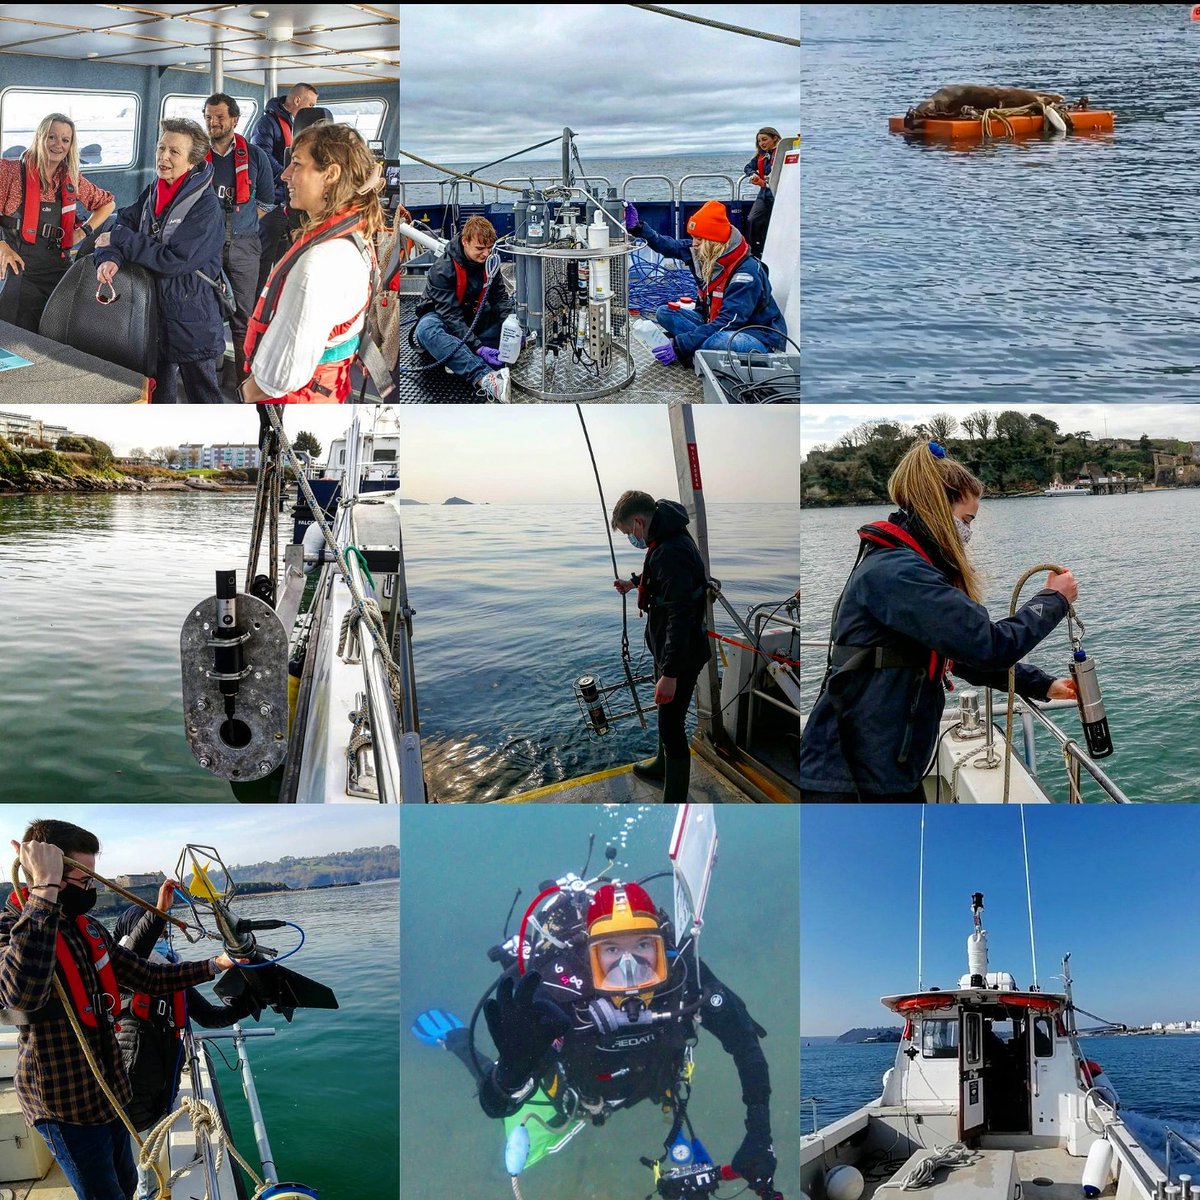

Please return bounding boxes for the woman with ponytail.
[799,439,1080,802]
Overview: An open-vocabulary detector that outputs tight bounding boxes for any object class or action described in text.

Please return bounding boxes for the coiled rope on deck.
[877,1143,977,1189]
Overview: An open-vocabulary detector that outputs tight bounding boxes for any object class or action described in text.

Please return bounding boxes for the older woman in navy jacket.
[94,118,226,403]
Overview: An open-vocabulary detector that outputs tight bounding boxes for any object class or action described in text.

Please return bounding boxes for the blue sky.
[0,806,398,878]
[801,805,1200,1035]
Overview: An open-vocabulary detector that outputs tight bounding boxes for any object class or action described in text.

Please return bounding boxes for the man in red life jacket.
[203,93,275,386]
[413,215,515,402]
[250,84,319,205]
[0,820,243,1200]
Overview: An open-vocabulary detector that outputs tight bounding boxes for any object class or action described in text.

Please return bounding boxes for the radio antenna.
[1020,806,1039,989]
[917,807,926,991]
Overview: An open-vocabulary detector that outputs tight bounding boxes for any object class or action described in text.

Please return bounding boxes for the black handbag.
[39,257,158,378]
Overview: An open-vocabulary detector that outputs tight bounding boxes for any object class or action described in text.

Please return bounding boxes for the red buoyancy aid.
[275,111,293,150]
[19,155,77,255]
[131,988,187,1035]
[243,208,375,400]
[205,133,251,207]
[698,238,750,323]
[857,520,955,685]
[452,258,485,317]
[635,541,660,615]
[6,890,121,1027]
[756,152,769,180]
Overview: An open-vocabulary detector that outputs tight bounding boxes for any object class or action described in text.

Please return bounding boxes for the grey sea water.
[801,4,1200,401]
[799,488,1200,801]
[399,804,799,1200]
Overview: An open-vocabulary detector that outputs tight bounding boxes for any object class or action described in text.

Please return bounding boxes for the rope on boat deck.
[628,4,801,47]
[877,1142,977,1189]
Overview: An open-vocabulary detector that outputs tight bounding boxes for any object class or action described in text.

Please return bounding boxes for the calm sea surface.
[170,879,399,1197]
[403,502,799,800]
[799,488,1200,801]
[801,4,1200,401]
[801,1033,1200,1172]
[399,805,799,1200]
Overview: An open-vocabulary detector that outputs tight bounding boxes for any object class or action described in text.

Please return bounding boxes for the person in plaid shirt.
[0,820,243,1200]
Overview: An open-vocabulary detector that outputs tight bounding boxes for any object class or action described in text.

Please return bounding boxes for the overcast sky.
[400,5,798,159]
[0,806,397,877]
[8,404,798,504]
[801,404,1200,457]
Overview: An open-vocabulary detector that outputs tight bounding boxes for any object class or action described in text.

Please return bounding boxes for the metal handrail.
[679,172,737,200]
[1166,1128,1200,1185]
[620,174,676,202]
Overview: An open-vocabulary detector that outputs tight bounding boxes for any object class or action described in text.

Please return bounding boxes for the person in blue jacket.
[250,84,319,204]
[799,440,1080,801]
[743,127,780,259]
[624,198,786,364]
[93,118,226,403]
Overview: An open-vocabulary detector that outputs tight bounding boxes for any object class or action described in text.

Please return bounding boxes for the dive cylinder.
[1070,649,1113,759]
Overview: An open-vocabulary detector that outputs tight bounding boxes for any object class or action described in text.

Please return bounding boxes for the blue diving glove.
[477,345,504,370]
[624,201,641,232]
[483,972,570,1094]
[652,340,677,366]
[731,1104,776,1191]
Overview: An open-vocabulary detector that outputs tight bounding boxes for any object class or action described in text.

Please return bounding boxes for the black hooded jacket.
[635,499,712,679]
[414,234,513,350]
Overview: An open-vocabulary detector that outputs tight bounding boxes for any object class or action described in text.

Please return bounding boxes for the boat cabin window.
[921,1018,959,1059]
[322,99,388,141]
[1033,1015,1054,1057]
[963,1011,983,1068]
[373,450,396,462]
[1,88,140,169]
[162,94,259,134]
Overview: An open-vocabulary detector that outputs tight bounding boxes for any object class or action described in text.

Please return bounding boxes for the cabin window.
[162,94,260,136]
[373,449,397,462]
[1033,1015,1054,1057]
[0,88,140,170]
[963,1012,982,1068]
[322,99,388,142]
[921,1018,959,1059]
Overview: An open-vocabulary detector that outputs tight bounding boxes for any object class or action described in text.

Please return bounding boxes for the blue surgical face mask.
[628,533,647,550]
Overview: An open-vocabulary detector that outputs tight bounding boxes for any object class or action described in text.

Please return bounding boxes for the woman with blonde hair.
[0,112,115,331]
[240,120,386,403]
[799,439,1080,802]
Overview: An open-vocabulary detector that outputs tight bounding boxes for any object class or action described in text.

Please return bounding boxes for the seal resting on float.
[905,84,1066,127]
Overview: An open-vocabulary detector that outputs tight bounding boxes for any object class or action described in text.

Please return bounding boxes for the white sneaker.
[476,367,511,403]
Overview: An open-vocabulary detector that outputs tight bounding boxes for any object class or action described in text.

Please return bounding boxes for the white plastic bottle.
[632,318,669,351]
[498,313,523,364]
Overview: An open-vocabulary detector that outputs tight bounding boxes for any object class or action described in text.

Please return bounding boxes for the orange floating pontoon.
[888,108,1115,139]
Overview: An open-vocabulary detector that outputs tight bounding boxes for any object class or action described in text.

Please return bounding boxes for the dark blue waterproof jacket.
[94,162,225,364]
[637,224,787,354]
[799,512,1067,797]
[250,97,294,203]
[743,150,775,200]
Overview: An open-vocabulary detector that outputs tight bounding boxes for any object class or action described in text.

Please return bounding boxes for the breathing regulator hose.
[1002,564,1112,803]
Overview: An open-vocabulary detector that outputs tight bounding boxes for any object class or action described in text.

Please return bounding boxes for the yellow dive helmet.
[586,882,668,997]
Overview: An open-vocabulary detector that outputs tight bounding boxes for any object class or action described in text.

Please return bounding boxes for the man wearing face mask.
[610,490,712,803]
[0,820,244,1200]
[799,439,1081,802]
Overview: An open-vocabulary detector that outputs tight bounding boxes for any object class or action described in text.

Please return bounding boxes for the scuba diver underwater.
[410,807,786,1200]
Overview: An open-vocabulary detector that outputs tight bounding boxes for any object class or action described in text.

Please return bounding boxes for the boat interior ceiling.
[0,4,398,206]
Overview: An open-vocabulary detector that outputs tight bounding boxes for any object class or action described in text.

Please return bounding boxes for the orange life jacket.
[205,133,251,207]
[7,889,121,1027]
[18,155,77,256]
[698,238,751,323]
[243,207,375,403]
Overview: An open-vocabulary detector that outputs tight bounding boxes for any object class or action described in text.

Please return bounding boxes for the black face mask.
[59,885,97,918]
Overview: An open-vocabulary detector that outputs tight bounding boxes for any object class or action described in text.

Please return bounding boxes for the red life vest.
[18,154,77,256]
[6,889,121,1027]
[243,207,375,402]
[756,152,769,180]
[452,258,485,317]
[275,111,293,150]
[698,238,750,323]
[205,133,251,207]
[857,520,956,685]
[636,541,659,615]
[131,988,187,1036]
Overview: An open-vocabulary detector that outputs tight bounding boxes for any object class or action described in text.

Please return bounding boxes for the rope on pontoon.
[628,5,801,47]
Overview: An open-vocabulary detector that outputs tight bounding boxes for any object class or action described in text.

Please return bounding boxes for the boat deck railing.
[1164,1128,1200,1187]
[798,638,1131,803]
[745,606,802,748]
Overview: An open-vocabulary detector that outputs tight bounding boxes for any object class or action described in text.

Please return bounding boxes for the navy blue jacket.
[94,162,225,364]
[634,499,712,679]
[744,150,775,200]
[799,512,1067,797]
[414,234,513,351]
[250,97,294,204]
[636,224,787,354]
[207,138,275,239]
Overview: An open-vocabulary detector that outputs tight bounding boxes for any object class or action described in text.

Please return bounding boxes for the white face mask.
[954,516,973,546]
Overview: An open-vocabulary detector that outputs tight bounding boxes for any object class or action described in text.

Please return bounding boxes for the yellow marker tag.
[187,860,222,902]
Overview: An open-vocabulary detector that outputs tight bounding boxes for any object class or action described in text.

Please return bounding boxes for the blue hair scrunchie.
[928,441,946,459]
